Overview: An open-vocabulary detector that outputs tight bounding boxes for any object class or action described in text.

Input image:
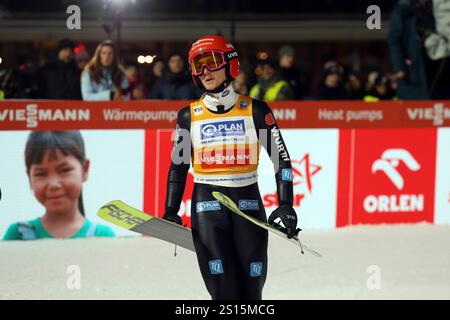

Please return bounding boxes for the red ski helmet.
[188,35,240,89]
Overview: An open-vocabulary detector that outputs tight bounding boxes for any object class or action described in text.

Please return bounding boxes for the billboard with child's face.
[0,130,145,238]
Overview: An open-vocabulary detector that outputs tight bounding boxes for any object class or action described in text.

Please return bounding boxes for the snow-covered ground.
[1,224,450,300]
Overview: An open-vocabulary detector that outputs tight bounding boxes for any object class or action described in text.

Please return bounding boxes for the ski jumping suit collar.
[202,83,239,112]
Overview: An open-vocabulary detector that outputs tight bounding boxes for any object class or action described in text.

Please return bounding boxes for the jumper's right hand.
[162,212,182,225]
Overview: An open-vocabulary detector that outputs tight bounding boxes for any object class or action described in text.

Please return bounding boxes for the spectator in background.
[422,0,450,99]
[147,58,164,93]
[36,39,82,100]
[148,52,199,99]
[277,45,305,99]
[0,63,6,100]
[365,71,380,93]
[74,44,91,72]
[344,71,365,100]
[387,72,399,94]
[232,70,249,95]
[388,0,428,99]
[125,62,146,99]
[0,55,39,99]
[152,59,165,78]
[249,59,293,102]
[81,40,129,101]
[364,75,397,101]
[3,131,115,240]
[0,65,5,99]
[314,61,349,100]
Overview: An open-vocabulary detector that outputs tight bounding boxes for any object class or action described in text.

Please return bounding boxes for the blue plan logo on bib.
[250,262,263,277]
[238,199,259,210]
[196,200,221,212]
[200,120,245,140]
[209,260,224,275]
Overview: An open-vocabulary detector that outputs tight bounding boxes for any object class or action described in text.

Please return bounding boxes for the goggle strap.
[225,50,238,61]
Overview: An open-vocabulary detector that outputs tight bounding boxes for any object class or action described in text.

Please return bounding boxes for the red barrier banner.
[280,100,450,128]
[0,100,183,130]
[1,100,450,130]
[336,128,437,227]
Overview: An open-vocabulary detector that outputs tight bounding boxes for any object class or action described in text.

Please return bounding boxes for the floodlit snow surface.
[1,224,450,299]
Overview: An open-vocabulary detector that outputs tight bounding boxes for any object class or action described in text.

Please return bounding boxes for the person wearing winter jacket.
[148,53,200,100]
[81,40,129,101]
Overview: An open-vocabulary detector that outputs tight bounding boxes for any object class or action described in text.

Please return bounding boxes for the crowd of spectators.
[1,0,449,103]
[0,39,408,102]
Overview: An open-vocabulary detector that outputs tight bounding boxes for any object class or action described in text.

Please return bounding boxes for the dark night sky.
[0,0,394,16]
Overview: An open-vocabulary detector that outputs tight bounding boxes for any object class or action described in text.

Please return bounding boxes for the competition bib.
[190,96,259,187]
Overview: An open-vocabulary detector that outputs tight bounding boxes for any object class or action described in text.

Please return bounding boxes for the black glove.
[268,205,299,239]
[162,212,182,225]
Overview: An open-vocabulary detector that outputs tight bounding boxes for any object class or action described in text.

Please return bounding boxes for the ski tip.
[212,191,238,211]
[212,191,226,205]
[97,200,152,230]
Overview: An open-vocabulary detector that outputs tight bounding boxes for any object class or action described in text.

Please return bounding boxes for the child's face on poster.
[28,149,89,215]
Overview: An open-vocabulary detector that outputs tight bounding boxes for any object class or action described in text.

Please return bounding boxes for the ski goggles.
[190,50,237,76]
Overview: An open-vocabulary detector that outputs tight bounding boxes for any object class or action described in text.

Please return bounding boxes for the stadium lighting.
[103,0,136,6]
[137,55,146,64]
[101,0,137,51]
[137,55,157,64]
[256,51,269,60]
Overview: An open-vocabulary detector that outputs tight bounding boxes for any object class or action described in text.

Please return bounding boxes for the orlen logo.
[364,148,424,214]
[0,104,90,128]
[341,128,436,226]
[371,149,420,190]
[200,120,245,140]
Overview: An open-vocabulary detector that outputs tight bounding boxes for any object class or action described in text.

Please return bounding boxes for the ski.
[212,191,323,258]
[97,200,195,252]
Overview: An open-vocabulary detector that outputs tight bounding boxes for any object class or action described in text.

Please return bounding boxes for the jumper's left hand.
[162,212,182,225]
[268,205,298,239]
